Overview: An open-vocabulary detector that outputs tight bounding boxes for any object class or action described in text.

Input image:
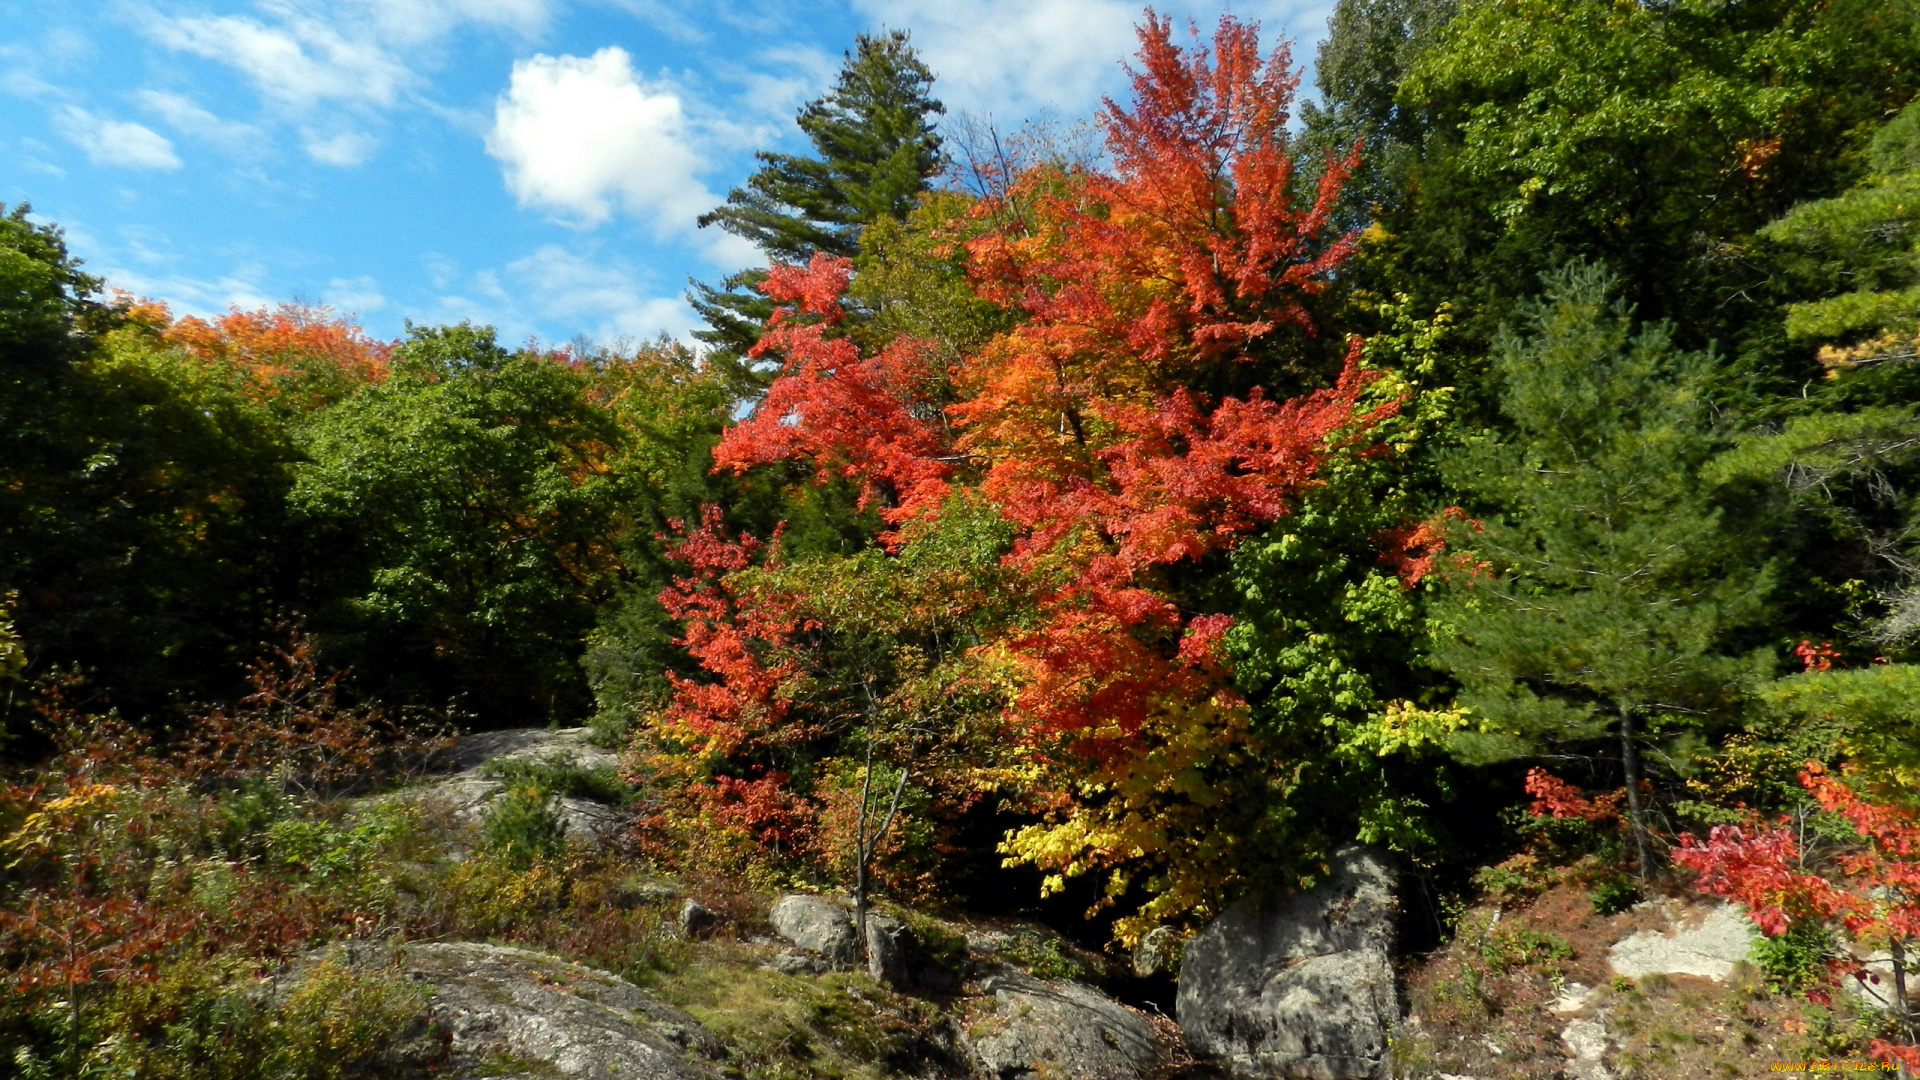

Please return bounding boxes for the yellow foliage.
[1340,700,1473,758]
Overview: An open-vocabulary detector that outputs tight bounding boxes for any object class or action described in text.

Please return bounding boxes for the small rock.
[769,894,859,963]
[865,913,914,988]
[1132,926,1180,978]
[1550,981,1595,1013]
[1608,902,1752,981]
[963,966,1163,1080]
[766,950,829,976]
[679,899,716,937]
[1560,1017,1614,1080]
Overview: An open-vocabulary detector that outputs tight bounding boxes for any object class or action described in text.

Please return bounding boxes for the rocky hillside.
[168,728,1900,1080]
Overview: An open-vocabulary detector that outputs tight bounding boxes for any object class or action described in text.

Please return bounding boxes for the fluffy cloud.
[487,48,716,233]
[143,0,553,109]
[56,106,182,170]
[146,13,411,108]
[854,0,1138,118]
[853,0,1336,120]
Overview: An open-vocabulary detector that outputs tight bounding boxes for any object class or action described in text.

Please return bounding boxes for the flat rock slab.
[964,966,1164,1080]
[408,727,628,843]
[1607,902,1752,981]
[323,942,723,1080]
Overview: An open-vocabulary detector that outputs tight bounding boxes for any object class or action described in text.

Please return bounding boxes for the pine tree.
[1430,263,1771,877]
[690,30,944,378]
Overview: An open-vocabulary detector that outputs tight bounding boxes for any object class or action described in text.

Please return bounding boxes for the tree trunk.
[1619,707,1654,880]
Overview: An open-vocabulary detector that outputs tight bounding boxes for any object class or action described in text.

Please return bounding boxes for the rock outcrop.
[411,727,629,843]
[769,893,860,963]
[1176,845,1400,1079]
[325,942,723,1080]
[1607,901,1753,981]
[962,966,1164,1080]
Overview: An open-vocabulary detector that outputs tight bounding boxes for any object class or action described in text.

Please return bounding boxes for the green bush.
[1587,874,1642,916]
[1478,926,1573,974]
[480,781,567,866]
[9,953,440,1080]
[1753,920,1835,994]
[480,752,634,806]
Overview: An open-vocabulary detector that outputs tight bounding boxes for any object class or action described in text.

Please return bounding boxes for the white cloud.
[56,106,182,170]
[432,244,693,345]
[139,90,260,150]
[853,0,1336,121]
[98,263,276,315]
[137,0,557,169]
[854,0,1139,118]
[324,275,388,315]
[146,13,412,108]
[487,47,716,233]
[303,129,379,166]
[509,245,689,339]
[142,0,555,108]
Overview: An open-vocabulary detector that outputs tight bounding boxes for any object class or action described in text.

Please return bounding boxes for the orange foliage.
[949,12,1388,746]
[156,301,390,407]
[663,14,1399,909]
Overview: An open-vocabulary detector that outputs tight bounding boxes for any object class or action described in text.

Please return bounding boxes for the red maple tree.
[662,12,1398,914]
[1675,763,1919,1065]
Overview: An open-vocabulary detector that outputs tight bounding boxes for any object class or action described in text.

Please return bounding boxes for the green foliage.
[699,31,943,263]
[1764,100,1920,352]
[1432,264,1769,760]
[294,324,628,721]
[1752,918,1835,994]
[1477,925,1572,974]
[480,752,634,806]
[1298,0,1458,228]
[81,953,440,1080]
[479,781,567,867]
[1370,0,1920,370]
[0,208,302,713]
[1753,664,1920,791]
[1587,874,1641,916]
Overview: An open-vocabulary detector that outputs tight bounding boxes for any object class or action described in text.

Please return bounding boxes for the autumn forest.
[4,0,1920,1075]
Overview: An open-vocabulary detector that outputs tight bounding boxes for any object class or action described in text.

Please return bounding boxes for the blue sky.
[1,0,1334,349]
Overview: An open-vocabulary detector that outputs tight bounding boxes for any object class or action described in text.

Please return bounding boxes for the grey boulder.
[1177,846,1399,1079]
[963,966,1164,1080]
[769,894,859,963]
